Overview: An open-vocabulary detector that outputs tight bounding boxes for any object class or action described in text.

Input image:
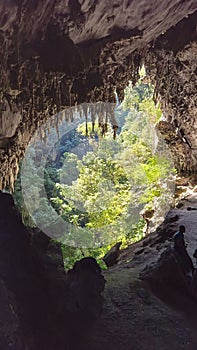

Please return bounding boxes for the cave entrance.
[13,69,176,269]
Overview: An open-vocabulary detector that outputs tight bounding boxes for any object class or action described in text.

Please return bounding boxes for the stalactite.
[12,157,19,180]
[79,106,83,119]
[41,128,45,140]
[89,104,95,133]
[55,115,60,139]
[47,119,51,134]
[68,79,73,107]
[9,170,15,193]
[0,10,196,192]
[104,108,108,134]
[94,102,100,120]
[85,116,88,136]
[50,115,55,129]
[70,108,74,122]
[81,103,89,136]
[112,125,118,140]
[62,109,66,122]
[59,111,63,123]
[98,102,104,128]
[101,123,105,137]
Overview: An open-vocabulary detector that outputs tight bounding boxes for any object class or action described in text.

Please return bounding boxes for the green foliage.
[60,243,109,270]
[13,69,175,270]
[122,68,162,124]
[126,218,146,242]
[52,143,132,245]
[77,122,101,137]
[13,174,36,228]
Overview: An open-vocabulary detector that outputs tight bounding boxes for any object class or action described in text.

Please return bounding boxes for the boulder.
[0,193,106,349]
[141,248,192,297]
[103,242,122,267]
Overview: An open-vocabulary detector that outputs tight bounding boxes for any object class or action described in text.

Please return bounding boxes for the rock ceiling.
[0,0,197,190]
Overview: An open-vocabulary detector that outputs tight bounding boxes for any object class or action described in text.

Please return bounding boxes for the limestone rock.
[0,2,197,188]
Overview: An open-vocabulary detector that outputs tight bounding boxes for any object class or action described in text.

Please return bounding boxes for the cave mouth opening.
[13,69,176,269]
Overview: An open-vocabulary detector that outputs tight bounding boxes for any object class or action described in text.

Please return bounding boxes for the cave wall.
[144,12,197,173]
[0,0,197,189]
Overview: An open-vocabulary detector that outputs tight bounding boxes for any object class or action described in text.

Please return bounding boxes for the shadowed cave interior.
[0,1,197,349]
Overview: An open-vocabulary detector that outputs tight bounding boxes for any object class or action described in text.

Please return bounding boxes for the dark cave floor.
[81,184,197,350]
[1,182,197,350]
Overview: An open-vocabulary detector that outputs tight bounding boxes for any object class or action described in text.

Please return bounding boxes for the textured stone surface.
[0,1,197,189]
[144,13,197,173]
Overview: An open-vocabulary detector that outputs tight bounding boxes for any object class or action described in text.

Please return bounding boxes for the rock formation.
[0,3,197,348]
[0,1,197,190]
[103,241,122,267]
[0,192,105,350]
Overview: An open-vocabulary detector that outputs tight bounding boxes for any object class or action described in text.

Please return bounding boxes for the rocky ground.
[80,178,197,350]
[1,179,197,350]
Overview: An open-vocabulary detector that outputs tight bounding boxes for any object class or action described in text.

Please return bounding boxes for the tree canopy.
[13,70,176,269]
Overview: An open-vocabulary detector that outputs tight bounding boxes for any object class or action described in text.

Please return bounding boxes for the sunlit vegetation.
[13,69,176,269]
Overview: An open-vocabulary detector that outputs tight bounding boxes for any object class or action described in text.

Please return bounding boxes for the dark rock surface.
[0,192,105,350]
[0,3,197,348]
[145,15,197,173]
[141,247,192,299]
[103,241,122,267]
[83,184,197,350]
[0,1,197,189]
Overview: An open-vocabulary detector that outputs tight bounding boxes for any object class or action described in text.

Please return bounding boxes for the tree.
[14,69,176,270]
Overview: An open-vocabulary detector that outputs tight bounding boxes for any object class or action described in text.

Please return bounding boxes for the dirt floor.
[80,183,197,350]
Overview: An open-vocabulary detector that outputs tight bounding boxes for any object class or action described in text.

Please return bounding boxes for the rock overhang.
[0,0,197,190]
